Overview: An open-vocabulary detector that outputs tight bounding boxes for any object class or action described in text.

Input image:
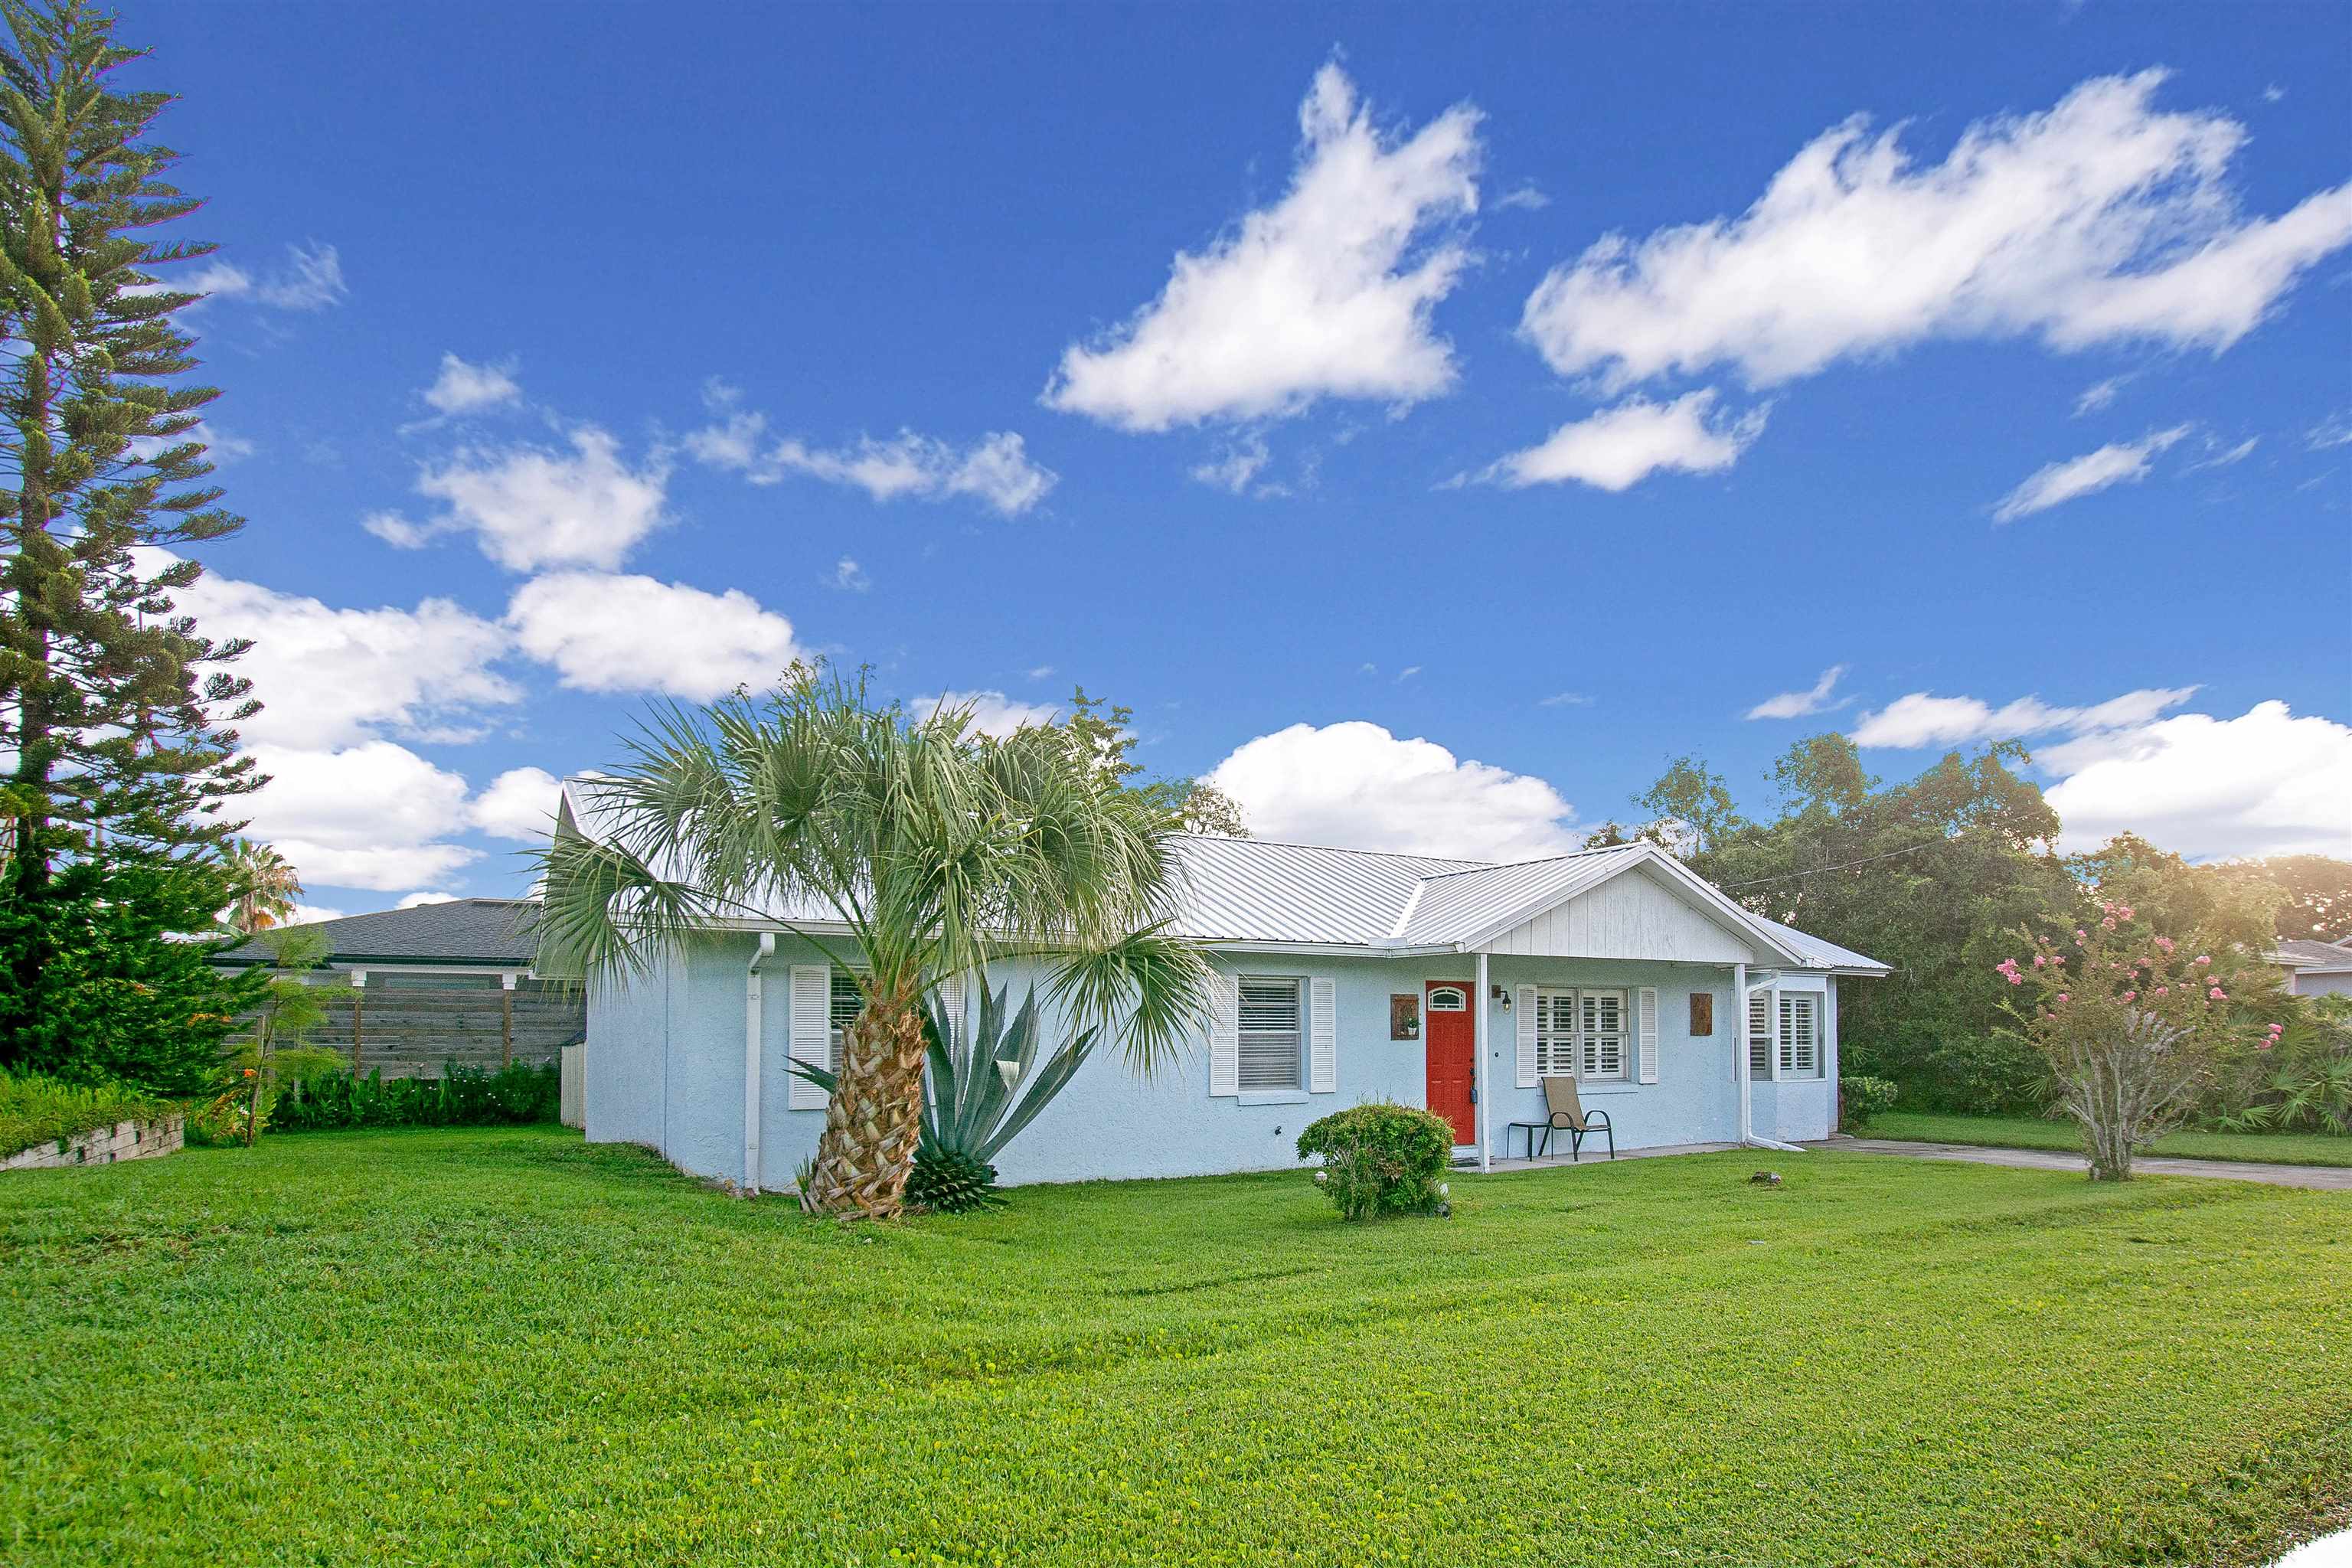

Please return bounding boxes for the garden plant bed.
[1870,1111,2352,1168]
[2,1127,2347,1566]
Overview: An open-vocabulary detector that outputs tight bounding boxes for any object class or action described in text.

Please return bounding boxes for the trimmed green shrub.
[270,1062,560,1132]
[1295,1102,1453,1221]
[0,1071,165,1158]
[1839,1075,1900,1132]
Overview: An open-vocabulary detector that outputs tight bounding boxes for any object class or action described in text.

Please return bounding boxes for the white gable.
[1481,863,1766,964]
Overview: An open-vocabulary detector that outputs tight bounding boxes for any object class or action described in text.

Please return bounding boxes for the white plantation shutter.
[1515,985,1539,1086]
[1748,988,1776,1081]
[1309,977,1337,1093]
[1780,992,1819,1078]
[788,964,831,1109]
[1207,972,1240,1097]
[1637,986,1660,1084]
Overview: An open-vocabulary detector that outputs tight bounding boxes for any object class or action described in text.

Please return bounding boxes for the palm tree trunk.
[806,976,928,1218]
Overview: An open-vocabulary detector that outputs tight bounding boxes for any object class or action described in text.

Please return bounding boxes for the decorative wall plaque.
[1689,991,1714,1037]
[1390,993,1421,1040]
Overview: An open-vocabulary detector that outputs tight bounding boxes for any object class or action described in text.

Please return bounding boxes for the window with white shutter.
[828,969,862,1072]
[1748,988,1774,1078]
[1237,976,1303,1091]
[1779,991,1821,1078]
[1533,987,1629,1083]
[1579,989,1628,1081]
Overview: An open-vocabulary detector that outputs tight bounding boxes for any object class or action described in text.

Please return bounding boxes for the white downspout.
[743,933,776,1194]
[1475,949,1491,1173]
[1739,962,1804,1155]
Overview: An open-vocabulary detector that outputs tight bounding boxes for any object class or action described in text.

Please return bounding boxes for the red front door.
[1424,980,1475,1145]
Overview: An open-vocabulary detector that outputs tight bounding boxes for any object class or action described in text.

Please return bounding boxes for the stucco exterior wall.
[2293,971,2352,998]
[584,935,1855,1191]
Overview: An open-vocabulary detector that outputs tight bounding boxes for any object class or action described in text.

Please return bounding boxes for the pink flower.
[2208,987,2226,1000]
[2121,991,2136,1001]
[2195,955,2210,965]
[2256,1039,2274,1052]
[2154,936,2174,953]
[2101,916,2118,930]
[2117,906,2134,921]
[2033,955,2046,968]
[2056,993,2069,1003]
[2154,986,2168,996]
[2075,929,2087,942]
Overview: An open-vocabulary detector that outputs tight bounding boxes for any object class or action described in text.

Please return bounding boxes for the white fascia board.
[1209,939,1457,959]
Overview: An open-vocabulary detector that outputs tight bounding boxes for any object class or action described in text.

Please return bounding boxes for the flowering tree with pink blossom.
[1998,900,2269,1181]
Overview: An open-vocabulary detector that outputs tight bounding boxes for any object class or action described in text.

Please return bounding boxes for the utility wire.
[1717,838,1945,890]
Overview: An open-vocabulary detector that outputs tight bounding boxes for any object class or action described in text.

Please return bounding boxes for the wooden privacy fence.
[296,981,585,1080]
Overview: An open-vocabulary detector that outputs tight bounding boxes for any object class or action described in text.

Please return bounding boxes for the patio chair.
[1539,1076,1615,1161]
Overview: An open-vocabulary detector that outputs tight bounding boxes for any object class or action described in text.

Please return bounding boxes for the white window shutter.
[1514,985,1538,1087]
[1207,971,1240,1097]
[1637,986,1660,1084]
[1308,976,1337,1093]
[788,964,831,1109]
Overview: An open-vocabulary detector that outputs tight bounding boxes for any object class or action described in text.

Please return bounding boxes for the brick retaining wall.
[2,1112,184,1171]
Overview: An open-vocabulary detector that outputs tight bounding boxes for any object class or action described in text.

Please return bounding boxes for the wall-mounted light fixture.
[1491,983,1511,1011]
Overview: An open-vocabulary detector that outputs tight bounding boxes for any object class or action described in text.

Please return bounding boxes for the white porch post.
[1733,961,1749,1145]
[1475,949,1491,1172]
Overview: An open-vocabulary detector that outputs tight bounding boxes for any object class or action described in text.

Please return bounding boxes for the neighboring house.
[2269,938,2352,998]
[561,779,1889,1191]
[219,899,544,985]
[218,900,583,1078]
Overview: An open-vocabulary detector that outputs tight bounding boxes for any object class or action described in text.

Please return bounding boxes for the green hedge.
[272,1063,560,1132]
[0,1071,165,1158]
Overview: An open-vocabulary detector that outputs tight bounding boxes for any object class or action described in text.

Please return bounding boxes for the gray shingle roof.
[219,899,541,966]
[2272,937,2352,970]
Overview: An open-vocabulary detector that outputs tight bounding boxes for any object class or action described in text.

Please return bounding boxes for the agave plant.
[791,980,1099,1212]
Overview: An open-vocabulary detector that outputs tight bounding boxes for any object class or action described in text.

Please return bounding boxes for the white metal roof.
[557,778,1886,972]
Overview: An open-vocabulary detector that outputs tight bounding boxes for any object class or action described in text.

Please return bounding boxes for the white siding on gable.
[1485,864,1762,964]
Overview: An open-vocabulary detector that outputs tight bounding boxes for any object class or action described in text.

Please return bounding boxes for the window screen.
[1237,976,1302,1090]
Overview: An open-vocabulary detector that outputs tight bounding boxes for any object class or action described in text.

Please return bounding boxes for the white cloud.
[505,572,802,701]
[283,903,348,926]
[2187,435,2259,470]
[470,766,562,842]
[2042,701,2352,859]
[688,386,1056,517]
[414,427,670,571]
[1520,72,2352,393]
[1204,720,1579,862]
[422,353,521,416]
[1851,684,2198,749]
[1992,424,2189,521]
[2307,411,2352,450]
[1190,433,1276,495]
[1486,390,1769,491]
[242,742,481,892]
[396,892,460,910]
[142,550,519,750]
[1042,63,1481,432]
[185,242,348,312]
[2073,377,2125,416]
[828,557,871,592]
[911,689,1060,738]
[1747,665,1849,720]
[1495,182,1550,212]
[1537,691,1592,707]
[1025,665,1056,681]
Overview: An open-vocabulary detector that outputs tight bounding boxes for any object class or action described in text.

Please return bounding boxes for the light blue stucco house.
[561,779,1889,1191]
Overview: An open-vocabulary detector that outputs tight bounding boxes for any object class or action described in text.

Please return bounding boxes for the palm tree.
[221,839,303,935]
[536,666,1212,1219]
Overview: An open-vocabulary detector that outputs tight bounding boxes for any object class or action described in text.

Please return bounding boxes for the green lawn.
[1869,1111,2352,1168]
[4,1130,2348,1566]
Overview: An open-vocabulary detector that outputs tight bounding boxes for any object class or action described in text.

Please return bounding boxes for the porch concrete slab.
[1472,1139,1741,1174]
[1805,1136,2352,1193]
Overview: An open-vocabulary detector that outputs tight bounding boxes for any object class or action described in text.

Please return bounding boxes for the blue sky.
[121,2,2350,916]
